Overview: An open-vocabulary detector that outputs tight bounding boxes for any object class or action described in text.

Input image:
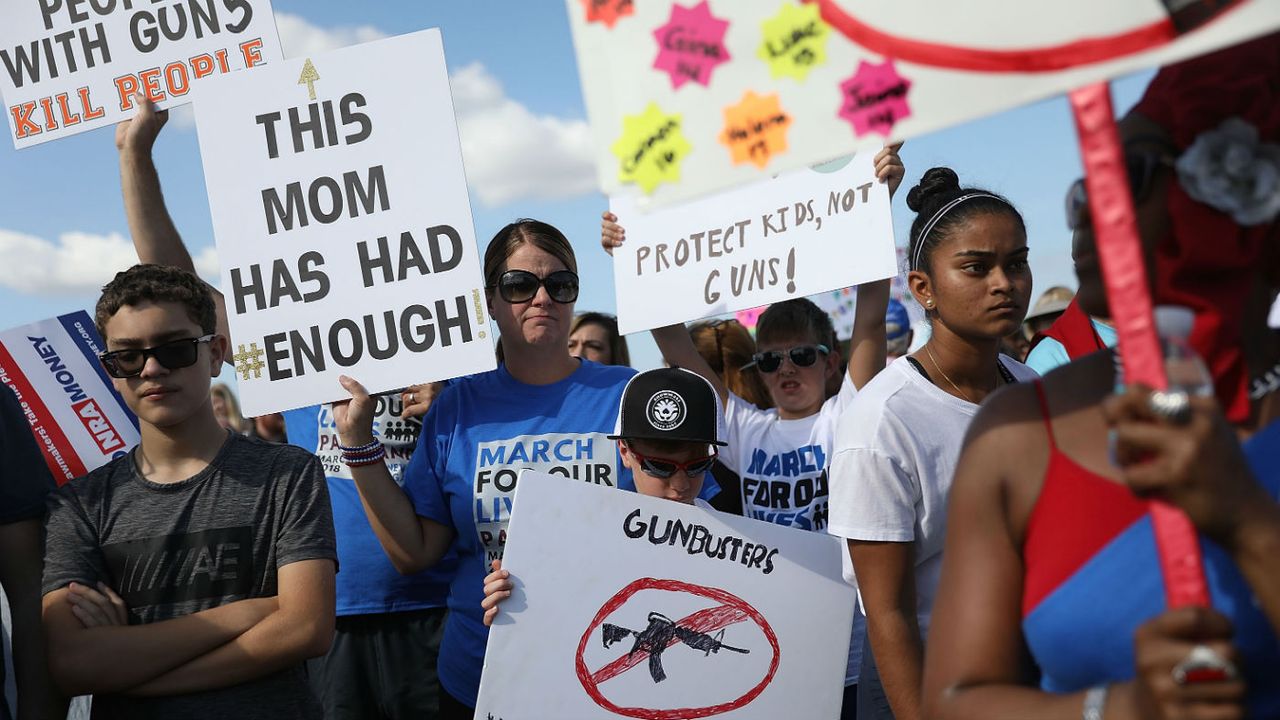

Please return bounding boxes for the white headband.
[910,192,1006,270]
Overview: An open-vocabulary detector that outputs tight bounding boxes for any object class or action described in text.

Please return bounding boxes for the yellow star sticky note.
[611,103,693,194]
[758,2,831,82]
[719,91,793,169]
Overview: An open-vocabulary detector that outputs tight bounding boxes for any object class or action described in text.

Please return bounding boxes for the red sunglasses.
[626,446,718,479]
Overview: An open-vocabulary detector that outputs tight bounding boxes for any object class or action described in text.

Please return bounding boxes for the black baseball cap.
[608,367,727,447]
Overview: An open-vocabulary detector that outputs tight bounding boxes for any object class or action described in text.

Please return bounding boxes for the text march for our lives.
[0,0,283,148]
[0,311,139,483]
[192,28,495,417]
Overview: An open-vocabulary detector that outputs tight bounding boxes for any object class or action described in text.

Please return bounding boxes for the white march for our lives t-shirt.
[828,355,1037,638]
[722,372,861,682]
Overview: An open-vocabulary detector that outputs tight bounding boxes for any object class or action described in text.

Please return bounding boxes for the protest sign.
[193,29,495,417]
[0,0,282,148]
[476,470,854,719]
[610,152,895,334]
[567,0,1280,205]
[0,311,139,484]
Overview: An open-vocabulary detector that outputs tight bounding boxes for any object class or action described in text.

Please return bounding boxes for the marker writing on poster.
[226,84,480,382]
[623,508,780,575]
[629,180,874,304]
[3,1,267,140]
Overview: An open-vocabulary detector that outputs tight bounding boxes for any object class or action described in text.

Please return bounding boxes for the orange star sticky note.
[719,91,793,169]
[580,0,635,29]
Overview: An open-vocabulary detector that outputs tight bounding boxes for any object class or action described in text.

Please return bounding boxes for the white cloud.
[0,229,219,295]
[450,63,597,206]
[274,12,389,58]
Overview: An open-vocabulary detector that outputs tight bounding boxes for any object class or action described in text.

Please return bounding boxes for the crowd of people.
[0,29,1277,720]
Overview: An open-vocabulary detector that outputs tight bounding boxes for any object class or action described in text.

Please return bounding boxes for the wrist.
[1230,499,1280,561]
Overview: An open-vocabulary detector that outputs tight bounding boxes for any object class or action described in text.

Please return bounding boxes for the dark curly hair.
[94,264,217,340]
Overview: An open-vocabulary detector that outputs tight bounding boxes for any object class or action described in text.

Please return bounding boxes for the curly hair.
[94,264,217,340]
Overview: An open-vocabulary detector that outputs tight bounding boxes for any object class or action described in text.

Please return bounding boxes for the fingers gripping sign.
[115,93,169,154]
[333,375,377,447]
[482,559,513,627]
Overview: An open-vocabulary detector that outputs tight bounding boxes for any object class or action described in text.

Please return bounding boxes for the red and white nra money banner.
[0,311,139,483]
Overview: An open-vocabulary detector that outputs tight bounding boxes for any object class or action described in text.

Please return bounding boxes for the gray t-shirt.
[43,432,336,719]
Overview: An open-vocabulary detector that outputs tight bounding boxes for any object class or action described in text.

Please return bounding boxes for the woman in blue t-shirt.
[331,219,641,716]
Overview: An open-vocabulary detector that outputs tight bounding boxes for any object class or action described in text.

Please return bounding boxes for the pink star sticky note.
[652,1,732,89]
[838,59,913,137]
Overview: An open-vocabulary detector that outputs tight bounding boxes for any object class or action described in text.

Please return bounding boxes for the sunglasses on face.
[742,344,830,373]
[99,335,216,378]
[628,446,718,479]
[1065,146,1176,231]
[491,269,580,304]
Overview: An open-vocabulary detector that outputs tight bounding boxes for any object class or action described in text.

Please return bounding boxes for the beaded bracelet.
[340,440,386,467]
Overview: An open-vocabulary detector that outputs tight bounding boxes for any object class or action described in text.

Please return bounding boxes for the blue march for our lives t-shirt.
[285,395,455,615]
[402,360,718,706]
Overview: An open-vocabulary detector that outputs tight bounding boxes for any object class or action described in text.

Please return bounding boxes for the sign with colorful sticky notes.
[192,29,495,416]
[609,152,895,335]
[565,0,1280,206]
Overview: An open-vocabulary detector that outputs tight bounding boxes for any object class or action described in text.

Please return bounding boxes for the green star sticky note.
[611,103,693,194]
[758,2,831,82]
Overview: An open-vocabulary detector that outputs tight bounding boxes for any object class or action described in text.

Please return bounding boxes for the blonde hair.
[689,320,773,410]
[209,383,248,433]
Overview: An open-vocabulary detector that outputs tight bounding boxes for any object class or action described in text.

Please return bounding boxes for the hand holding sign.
[332,375,376,447]
[114,94,167,155]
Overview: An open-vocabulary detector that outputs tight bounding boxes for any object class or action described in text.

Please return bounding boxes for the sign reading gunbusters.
[0,0,283,148]
[193,29,495,417]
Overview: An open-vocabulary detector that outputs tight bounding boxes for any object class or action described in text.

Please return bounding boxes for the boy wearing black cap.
[480,367,724,624]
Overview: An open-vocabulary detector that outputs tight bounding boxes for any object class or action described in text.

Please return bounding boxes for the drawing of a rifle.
[602,612,749,683]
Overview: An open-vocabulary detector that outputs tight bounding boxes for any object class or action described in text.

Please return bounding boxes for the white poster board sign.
[476,470,855,719]
[610,152,895,334]
[0,0,282,148]
[567,0,1280,205]
[194,29,495,417]
[0,311,139,483]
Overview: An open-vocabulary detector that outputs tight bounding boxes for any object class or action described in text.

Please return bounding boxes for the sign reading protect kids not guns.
[611,152,895,335]
[193,29,495,417]
[0,0,283,148]
[476,470,854,719]
[0,311,140,484]
[567,0,1280,206]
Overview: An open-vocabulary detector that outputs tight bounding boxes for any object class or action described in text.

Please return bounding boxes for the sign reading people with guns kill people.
[0,0,283,148]
[476,471,855,720]
[611,153,896,334]
[193,29,495,417]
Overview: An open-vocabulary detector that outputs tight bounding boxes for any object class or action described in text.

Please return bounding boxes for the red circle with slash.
[810,0,1245,73]
[575,578,781,719]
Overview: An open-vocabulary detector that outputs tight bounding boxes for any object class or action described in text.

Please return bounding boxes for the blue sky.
[0,1,1155,386]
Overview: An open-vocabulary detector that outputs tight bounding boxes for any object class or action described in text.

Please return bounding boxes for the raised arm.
[116,94,232,352]
[601,211,730,406]
[333,376,455,574]
[43,587,276,695]
[126,559,335,696]
[847,279,889,389]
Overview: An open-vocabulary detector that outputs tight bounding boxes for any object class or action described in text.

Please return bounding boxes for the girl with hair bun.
[828,167,1037,720]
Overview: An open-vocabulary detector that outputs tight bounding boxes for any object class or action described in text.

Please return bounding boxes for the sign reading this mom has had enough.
[611,152,895,334]
[0,0,282,148]
[194,29,494,417]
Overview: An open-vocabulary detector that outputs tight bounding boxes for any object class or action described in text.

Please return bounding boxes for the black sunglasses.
[491,269,579,304]
[99,335,216,378]
[628,446,718,479]
[742,344,829,373]
[1065,143,1176,231]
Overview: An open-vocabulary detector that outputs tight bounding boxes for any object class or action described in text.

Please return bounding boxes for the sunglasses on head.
[1065,142,1176,232]
[491,269,579,304]
[742,344,829,373]
[99,335,216,378]
[627,446,718,479]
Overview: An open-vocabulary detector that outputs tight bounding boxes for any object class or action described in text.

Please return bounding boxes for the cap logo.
[645,390,686,431]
